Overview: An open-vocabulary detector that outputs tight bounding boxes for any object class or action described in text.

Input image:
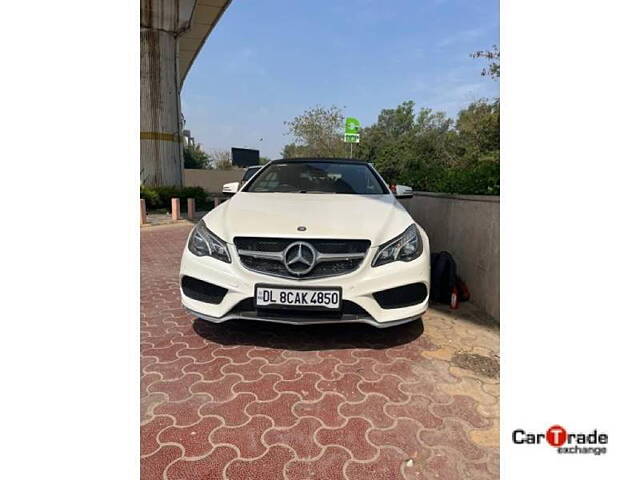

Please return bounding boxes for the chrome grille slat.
[316,252,366,262]
[236,249,285,261]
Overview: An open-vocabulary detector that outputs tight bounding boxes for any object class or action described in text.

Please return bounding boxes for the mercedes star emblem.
[283,241,317,276]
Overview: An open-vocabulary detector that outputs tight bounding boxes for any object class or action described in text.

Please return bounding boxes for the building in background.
[183,129,195,148]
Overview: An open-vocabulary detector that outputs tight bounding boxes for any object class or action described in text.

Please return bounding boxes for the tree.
[259,156,271,165]
[283,105,345,158]
[455,99,500,163]
[375,101,418,138]
[357,98,499,194]
[211,150,233,170]
[183,144,211,169]
[278,97,499,195]
[470,45,500,80]
[281,143,310,158]
[357,101,453,190]
[444,99,500,194]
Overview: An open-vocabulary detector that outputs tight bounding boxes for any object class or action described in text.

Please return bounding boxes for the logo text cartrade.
[512,425,608,455]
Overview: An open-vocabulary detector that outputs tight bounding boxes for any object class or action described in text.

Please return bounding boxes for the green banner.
[345,117,361,135]
[344,117,360,143]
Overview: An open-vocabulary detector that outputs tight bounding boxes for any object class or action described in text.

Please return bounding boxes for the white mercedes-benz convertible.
[179,158,430,328]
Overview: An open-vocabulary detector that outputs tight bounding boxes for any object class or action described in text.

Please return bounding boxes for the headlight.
[372,224,423,267]
[188,221,231,263]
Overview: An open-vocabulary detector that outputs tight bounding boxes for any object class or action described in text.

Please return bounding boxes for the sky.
[181,0,499,159]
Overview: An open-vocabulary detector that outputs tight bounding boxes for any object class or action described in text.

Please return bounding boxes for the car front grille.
[234,237,370,279]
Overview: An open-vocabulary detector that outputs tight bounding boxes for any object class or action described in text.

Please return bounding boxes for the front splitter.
[184,306,423,329]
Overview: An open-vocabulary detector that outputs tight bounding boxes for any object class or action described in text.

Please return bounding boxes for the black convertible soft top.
[269,157,367,164]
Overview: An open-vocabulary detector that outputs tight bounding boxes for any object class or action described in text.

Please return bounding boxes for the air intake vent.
[373,283,428,309]
[181,276,227,304]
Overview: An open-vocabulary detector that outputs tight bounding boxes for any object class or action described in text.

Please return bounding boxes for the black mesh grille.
[235,238,290,252]
[181,276,228,304]
[313,260,364,276]
[234,237,370,279]
[240,256,289,276]
[373,283,428,309]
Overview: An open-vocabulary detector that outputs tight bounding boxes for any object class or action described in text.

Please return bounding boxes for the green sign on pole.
[344,117,360,144]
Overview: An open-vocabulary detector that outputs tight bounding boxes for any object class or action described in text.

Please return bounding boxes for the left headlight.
[372,224,423,267]
[188,220,231,263]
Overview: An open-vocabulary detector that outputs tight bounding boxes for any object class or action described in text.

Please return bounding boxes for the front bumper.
[179,233,430,328]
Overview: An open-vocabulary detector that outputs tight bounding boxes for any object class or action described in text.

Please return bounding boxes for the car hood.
[203,192,413,247]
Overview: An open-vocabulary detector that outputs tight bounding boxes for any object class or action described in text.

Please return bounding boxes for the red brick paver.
[141,224,500,479]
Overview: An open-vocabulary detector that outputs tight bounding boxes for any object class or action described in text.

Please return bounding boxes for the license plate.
[255,285,342,310]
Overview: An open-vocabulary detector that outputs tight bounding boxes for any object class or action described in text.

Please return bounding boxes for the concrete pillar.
[140,0,196,187]
[187,198,196,219]
[140,199,147,225]
[171,198,181,221]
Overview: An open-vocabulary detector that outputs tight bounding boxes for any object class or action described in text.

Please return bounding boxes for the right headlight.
[187,220,231,263]
[372,224,423,267]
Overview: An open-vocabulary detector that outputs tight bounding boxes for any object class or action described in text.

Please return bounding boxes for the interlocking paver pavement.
[141,224,500,479]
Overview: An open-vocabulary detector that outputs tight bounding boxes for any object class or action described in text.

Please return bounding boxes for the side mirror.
[222,181,239,196]
[395,192,413,199]
[391,184,413,199]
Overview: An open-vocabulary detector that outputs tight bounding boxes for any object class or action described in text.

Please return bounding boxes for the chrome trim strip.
[185,306,422,329]
[237,249,365,263]
[236,244,368,280]
[316,252,366,262]
[237,249,285,261]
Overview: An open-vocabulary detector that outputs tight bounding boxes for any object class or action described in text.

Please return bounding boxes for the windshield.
[242,167,261,182]
[244,161,388,194]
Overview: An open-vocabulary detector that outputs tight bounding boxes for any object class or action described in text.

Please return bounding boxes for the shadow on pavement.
[193,316,423,351]
[430,303,499,330]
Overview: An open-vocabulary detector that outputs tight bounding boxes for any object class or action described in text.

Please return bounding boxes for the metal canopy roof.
[179,0,232,89]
